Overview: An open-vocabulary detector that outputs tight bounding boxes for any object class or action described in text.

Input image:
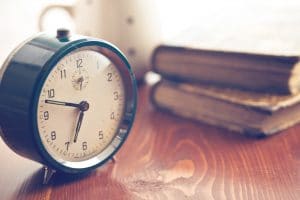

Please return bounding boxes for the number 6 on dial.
[0,29,137,183]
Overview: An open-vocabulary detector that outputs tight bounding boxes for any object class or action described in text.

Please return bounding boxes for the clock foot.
[111,156,117,163]
[43,166,56,184]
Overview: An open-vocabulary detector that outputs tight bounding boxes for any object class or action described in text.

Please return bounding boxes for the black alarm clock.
[0,29,137,183]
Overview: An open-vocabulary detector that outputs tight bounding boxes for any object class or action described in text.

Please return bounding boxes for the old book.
[152,22,300,94]
[151,80,300,136]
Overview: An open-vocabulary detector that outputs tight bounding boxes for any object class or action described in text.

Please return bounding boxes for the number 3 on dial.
[0,32,137,176]
[37,50,125,162]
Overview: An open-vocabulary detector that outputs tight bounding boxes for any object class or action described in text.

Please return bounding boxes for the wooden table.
[0,85,299,200]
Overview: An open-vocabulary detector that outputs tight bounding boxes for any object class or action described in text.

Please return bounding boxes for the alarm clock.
[0,29,137,183]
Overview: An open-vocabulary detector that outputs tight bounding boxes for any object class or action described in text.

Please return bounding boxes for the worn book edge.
[151,81,300,136]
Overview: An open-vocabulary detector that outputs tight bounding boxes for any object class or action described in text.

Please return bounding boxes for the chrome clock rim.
[31,38,137,173]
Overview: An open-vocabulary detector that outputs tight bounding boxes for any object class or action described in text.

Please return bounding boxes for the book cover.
[151,80,300,136]
[152,20,300,94]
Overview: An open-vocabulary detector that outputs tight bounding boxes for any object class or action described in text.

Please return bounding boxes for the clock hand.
[73,111,84,143]
[45,100,81,109]
[45,99,89,143]
[78,76,84,90]
[45,100,90,112]
[73,101,89,143]
[80,80,83,90]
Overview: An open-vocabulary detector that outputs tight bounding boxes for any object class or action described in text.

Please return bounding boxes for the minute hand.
[45,100,81,108]
[73,111,84,143]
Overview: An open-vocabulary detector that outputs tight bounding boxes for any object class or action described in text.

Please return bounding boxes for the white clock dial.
[37,50,125,162]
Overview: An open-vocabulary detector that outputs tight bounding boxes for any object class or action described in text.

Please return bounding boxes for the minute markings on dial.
[37,50,125,161]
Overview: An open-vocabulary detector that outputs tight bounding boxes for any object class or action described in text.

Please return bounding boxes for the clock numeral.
[50,131,56,140]
[82,141,87,150]
[107,73,112,82]
[43,111,49,120]
[113,91,119,100]
[99,131,103,140]
[60,69,67,79]
[65,142,70,151]
[47,89,55,98]
[76,59,83,68]
[110,112,115,120]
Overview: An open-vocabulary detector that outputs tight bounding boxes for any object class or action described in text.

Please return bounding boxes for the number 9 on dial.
[0,30,137,181]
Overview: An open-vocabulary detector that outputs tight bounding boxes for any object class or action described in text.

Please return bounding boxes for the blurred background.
[1,0,300,73]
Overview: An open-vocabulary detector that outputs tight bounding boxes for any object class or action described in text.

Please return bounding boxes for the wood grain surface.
[0,85,299,200]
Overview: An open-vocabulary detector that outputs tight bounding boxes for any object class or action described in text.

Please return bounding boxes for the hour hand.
[45,100,81,108]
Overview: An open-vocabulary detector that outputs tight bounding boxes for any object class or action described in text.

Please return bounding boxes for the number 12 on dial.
[0,30,137,182]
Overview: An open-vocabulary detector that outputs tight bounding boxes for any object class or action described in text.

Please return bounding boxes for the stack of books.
[150,34,300,137]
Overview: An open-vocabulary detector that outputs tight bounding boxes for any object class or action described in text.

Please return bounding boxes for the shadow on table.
[13,160,135,200]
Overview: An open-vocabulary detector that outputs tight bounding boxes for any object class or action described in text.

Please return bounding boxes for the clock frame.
[0,32,137,174]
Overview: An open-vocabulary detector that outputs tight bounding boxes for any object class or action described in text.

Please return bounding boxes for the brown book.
[151,80,300,136]
[152,26,300,94]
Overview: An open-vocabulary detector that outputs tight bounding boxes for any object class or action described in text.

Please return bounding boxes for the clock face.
[37,49,125,163]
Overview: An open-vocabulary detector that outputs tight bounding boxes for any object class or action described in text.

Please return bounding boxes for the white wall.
[0,0,300,66]
[0,0,74,64]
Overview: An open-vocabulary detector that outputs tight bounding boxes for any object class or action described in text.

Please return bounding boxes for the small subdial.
[72,69,89,90]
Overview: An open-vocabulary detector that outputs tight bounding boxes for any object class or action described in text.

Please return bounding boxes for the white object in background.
[39,0,162,81]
